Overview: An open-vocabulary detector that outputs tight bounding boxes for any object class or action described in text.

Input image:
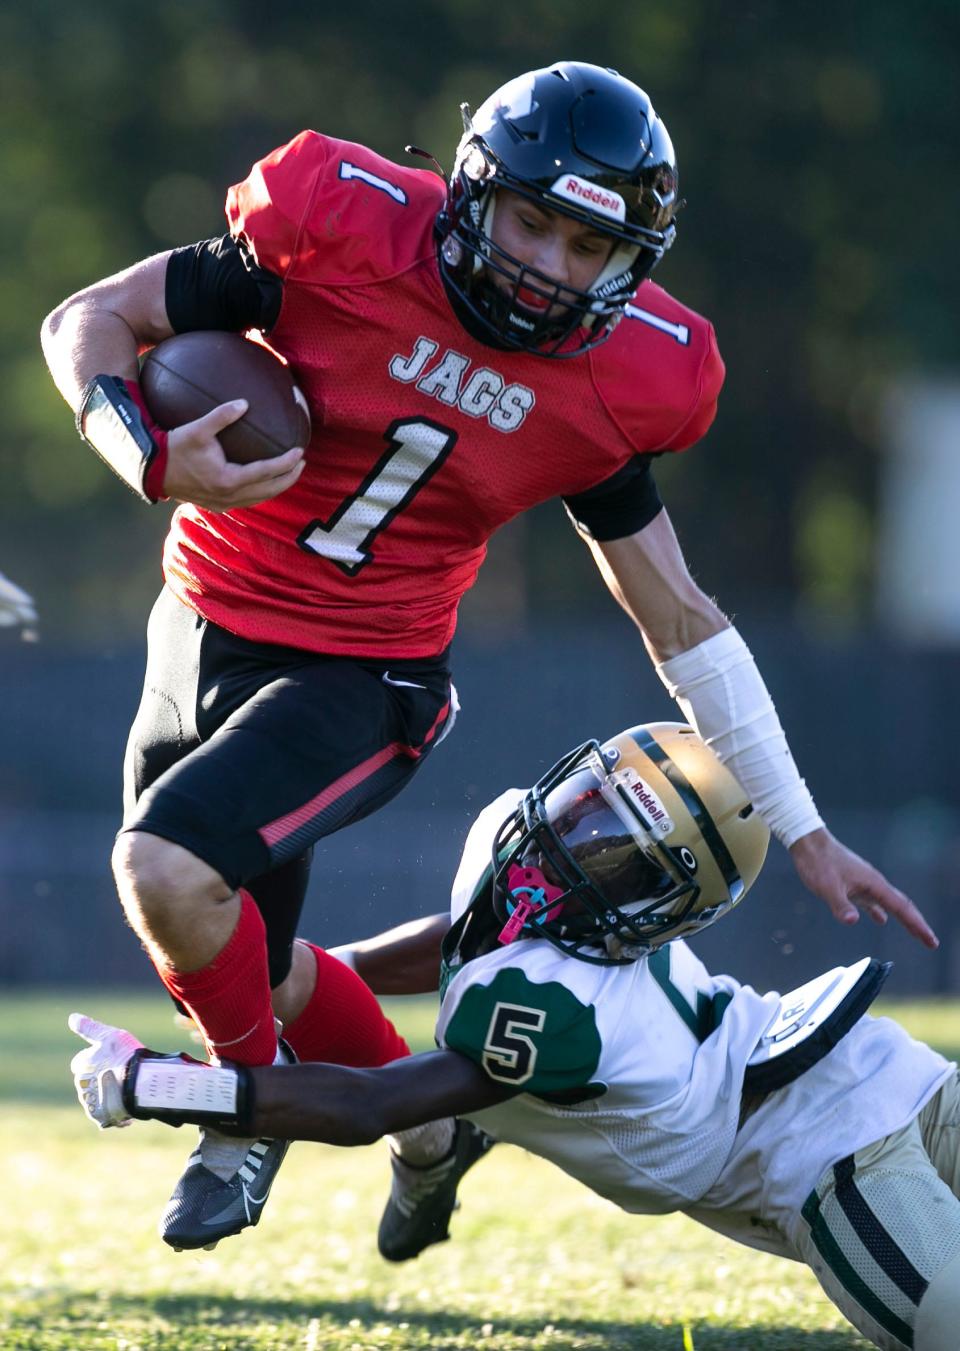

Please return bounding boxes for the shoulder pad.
[591,281,725,454]
[227,131,443,284]
[744,957,892,1093]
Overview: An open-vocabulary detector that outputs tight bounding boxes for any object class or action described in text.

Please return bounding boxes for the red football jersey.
[162,131,724,657]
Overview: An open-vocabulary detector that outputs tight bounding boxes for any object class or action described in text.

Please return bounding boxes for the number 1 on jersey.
[297,417,458,576]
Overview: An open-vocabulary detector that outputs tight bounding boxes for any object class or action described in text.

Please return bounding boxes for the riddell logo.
[628,777,674,835]
[551,174,626,222]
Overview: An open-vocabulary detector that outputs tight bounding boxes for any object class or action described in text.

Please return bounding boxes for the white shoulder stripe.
[625,304,690,346]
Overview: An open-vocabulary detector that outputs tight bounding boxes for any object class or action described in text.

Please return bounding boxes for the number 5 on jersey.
[482,1002,546,1085]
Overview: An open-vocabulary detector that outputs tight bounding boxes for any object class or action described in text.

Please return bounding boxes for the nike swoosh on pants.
[382,671,427,689]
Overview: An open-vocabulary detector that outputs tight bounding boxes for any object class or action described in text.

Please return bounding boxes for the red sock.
[158,889,278,1066]
[283,944,410,1067]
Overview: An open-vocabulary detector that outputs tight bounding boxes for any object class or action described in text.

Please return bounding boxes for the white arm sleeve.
[655,626,824,848]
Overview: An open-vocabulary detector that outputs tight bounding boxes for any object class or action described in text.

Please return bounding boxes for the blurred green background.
[5,0,958,636]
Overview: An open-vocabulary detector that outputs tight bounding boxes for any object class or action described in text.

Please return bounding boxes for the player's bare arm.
[247,1050,507,1144]
[588,511,938,949]
[328,913,449,995]
[40,253,303,510]
[41,252,175,400]
[586,507,729,663]
[69,1012,506,1140]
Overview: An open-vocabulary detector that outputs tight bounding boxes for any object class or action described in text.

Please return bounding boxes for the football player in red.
[41,61,937,1253]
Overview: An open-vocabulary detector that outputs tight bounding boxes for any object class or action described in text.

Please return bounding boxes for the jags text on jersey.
[390,338,534,433]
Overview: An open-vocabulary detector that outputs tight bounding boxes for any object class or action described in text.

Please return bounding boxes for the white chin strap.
[472,188,497,274]
[589,243,640,303]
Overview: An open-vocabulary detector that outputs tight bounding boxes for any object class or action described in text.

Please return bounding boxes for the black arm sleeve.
[164,234,284,335]
[562,454,663,541]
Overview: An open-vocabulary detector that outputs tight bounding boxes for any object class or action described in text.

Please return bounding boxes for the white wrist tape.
[655,627,824,848]
[134,1059,239,1117]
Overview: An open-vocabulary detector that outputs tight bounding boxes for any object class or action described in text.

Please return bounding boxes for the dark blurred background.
[2,1,958,993]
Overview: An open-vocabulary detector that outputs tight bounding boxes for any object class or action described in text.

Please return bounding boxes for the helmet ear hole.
[678,846,698,872]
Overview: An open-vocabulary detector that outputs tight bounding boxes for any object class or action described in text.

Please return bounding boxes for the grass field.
[6,992,960,1351]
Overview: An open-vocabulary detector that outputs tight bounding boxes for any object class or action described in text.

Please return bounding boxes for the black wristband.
[76,375,165,503]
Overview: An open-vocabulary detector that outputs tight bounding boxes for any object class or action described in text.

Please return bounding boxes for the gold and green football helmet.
[491,721,769,963]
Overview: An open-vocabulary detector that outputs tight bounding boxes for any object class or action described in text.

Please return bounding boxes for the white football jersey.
[438,790,953,1255]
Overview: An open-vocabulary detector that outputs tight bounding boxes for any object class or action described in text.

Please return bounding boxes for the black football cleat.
[161,1037,295,1252]
[377,1119,495,1262]
[161,1129,290,1251]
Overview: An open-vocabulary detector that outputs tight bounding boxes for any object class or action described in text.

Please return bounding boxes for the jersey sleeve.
[438,964,603,1098]
[165,235,283,334]
[591,284,726,457]
[226,131,442,287]
[661,319,724,451]
[226,130,329,279]
[562,454,663,541]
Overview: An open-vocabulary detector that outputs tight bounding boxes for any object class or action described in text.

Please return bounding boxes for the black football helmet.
[437,61,679,358]
[490,723,769,965]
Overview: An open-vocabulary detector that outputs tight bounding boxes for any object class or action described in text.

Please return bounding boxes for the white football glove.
[68,1012,145,1129]
[0,571,37,629]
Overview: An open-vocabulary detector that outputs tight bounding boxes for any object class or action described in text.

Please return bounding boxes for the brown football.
[141,331,311,464]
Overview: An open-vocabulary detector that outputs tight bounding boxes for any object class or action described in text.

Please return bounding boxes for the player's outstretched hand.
[68,1012,145,1130]
[788,827,939,949]
[0,571,37,629]
[162,401,306,511]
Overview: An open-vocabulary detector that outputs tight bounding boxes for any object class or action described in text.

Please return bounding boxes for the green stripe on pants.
[800,1188,914,1348]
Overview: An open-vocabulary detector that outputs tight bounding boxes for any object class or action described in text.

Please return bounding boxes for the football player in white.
[71,723,955,1351]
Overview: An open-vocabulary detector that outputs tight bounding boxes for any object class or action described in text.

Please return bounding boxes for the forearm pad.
[121,1049,256,1132]
[656,626,825,847]
[76,375,169,503]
